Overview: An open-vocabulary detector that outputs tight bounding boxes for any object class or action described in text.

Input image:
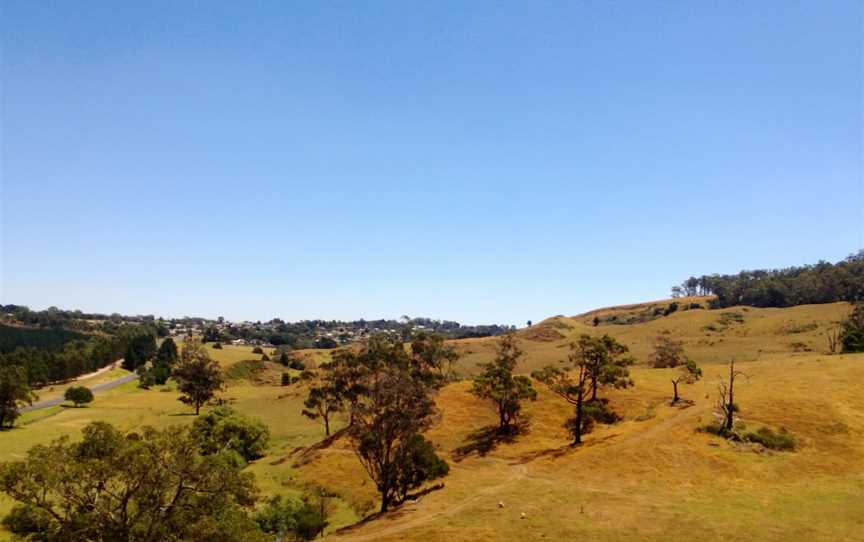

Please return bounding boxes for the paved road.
[20,373,139,413]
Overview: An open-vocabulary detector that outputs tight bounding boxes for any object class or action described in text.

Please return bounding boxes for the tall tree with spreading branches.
[471,334,537,434]
[173,337,223,415]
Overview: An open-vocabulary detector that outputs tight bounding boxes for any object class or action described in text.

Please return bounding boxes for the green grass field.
[1,301,862,541]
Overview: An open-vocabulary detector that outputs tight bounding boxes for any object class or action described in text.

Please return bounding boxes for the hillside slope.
[450,298,852,375]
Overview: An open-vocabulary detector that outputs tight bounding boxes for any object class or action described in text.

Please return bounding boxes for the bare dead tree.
[716,358,748,432]
[826,327,841,354]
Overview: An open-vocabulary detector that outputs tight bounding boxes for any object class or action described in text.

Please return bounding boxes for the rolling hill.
[0,298,861,541]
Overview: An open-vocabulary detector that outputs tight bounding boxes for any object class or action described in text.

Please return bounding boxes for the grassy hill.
[1,300,861,541]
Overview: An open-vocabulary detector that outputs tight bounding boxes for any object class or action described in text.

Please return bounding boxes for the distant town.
[0,305,514,350]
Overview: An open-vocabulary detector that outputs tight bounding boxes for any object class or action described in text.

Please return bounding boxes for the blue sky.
[1,1,862,325]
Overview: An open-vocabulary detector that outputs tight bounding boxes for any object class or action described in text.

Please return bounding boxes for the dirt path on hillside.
[331,402,711,541]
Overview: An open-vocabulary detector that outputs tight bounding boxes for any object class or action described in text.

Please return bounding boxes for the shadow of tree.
[334,483,445,535]
[452,420,530,462]
[281,426,350,467]
[512,432,620,464]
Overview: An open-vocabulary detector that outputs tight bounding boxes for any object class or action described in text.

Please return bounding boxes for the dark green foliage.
[393,435,450,503]
[340,334,452,512]
[173,338,223,415]
[279,351,290,366]
[122,333,157,371]
[191,406,270,463]
[289,357,305,370]
[1,503,53,539]
[156,338,178,365]
[533,334,631,446]
[254,495,328,541]
[63,386,93,407]
[314,337,338,349]
[700,424,796,451]
[840,303,864,353]
[676,250,864,308]
[663,302,679,316]
[281,373,291,386]
[0,325,86,354]
[0,366,36,429]
[747,427,797,450]
[252,346,264,354]
[0,333,126,387]
[212,342,223,349]
[471,334,537,433]
[261,353,270,362]
[0,422,267,541]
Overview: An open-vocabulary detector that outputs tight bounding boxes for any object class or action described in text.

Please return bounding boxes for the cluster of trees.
[1,324,158,387]
[0,412,327,541]
[0,305,170,335]
[301,332,455,512]
[673,251,864,308]
[0,325,86,353]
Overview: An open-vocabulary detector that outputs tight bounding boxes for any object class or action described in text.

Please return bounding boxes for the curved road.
[20,373,139,413]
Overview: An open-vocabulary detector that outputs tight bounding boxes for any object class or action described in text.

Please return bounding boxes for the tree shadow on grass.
[334,483,445,535]
[452,420,530,462]
[513,432,620,464]
[277,426,350,467]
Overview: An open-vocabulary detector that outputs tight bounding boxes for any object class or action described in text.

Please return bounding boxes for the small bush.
[281,373,291,386]
[748,427,796,451]
[699,424,796,451]
[663,302,679,316]
[212,342,223,349]
[252,346,264,354]
[261,354,270,361]
[689,303,702,310]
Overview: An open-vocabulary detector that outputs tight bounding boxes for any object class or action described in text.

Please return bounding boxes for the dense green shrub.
[64,386,93,407]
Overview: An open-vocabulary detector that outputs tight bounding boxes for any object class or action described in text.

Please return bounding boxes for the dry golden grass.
[1,300,862,541]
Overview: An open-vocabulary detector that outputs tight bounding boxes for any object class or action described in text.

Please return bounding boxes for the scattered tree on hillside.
[579,334,634,402]
[0,366,36,429]
[409,331,460,385]
[301,374,343,437]
[335,335,450,513]
[717,359,748,432]
[650,335,702,403]
[173,337,223,415]
[533,336,631,446]
[671,358,702,403]
[650,335,685,368]
[351,361,440,512]
[64,386,93,407]
[0,422,265,542]
[470,334,537,434]
[840,303,864,353]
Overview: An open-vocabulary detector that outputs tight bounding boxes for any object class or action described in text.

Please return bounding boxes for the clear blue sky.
[1,1,862,325]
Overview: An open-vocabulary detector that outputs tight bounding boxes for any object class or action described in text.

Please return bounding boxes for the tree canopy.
[0,422,266,542]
